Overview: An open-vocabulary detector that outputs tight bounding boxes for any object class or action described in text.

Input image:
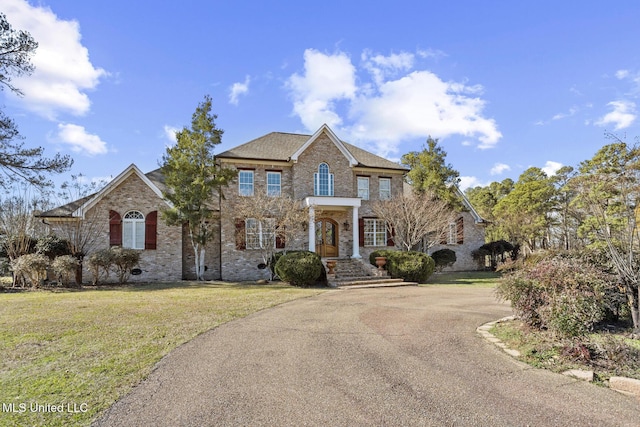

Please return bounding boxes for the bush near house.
[87,247,141,285]
[496,253,620,337]
[369,250,435,283]
[51,255,80,286]
[274,251,324,287]
[11,253,50,287]
[431,248,457,271]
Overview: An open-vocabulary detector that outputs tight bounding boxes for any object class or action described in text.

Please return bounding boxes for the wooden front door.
[315,218,339,257]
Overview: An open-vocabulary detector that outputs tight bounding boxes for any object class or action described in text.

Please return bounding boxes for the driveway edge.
[477,316,640,402]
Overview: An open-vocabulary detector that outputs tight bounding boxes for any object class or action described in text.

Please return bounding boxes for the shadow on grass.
[424,271,501,286]
[0,280,324,294]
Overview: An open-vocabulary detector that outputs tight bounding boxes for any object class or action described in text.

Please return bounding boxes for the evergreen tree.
[160,95,236,280]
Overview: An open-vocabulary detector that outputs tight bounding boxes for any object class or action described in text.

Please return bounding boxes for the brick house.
[38,124,486,282]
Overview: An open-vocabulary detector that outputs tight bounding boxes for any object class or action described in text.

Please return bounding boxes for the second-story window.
[266,171,281,196]
[239,170,254,196]
[357,177,369,200]
[314,163,334,196]
[379,178,391,200]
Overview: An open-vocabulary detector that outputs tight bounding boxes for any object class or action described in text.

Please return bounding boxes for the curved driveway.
[95,286,639,426]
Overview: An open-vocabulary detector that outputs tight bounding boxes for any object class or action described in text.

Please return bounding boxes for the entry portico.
[304,196,361,259]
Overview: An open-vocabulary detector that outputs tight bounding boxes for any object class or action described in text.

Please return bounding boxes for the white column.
[351,206,361,258]
[308,206,315,252]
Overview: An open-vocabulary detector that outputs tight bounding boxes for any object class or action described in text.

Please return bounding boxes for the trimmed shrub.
[496,254,616,337]
[11,253,49,287]
[274,250,323,287]
[431,248,456,271]
[51,255,80,286]
[87,248,115,285]
[110,247,141,284]
[388,251,435,283]
[370,250,435,283]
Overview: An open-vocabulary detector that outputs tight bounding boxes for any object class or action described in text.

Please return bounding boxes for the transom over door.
[315,218,339,257]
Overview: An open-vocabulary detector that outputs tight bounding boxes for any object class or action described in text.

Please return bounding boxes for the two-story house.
[38,124,485,283]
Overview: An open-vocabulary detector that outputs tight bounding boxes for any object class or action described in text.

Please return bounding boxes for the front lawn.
[0,282,324,427]
[424,271,501,287]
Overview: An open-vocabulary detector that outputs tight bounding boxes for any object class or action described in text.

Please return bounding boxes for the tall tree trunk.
[192,242,206,281]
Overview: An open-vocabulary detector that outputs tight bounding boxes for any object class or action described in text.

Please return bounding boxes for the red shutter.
[235,219,246,250]
[109,210,122,246]
[145,211,158,250]
[358,218,364,247]
[275,225,285,249]
[386,224,395,247]
[456,217,464,244]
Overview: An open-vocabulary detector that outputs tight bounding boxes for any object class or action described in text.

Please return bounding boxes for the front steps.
[324,258,417,288]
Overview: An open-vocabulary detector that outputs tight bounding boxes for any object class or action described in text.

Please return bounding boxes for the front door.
[315,218,339,257]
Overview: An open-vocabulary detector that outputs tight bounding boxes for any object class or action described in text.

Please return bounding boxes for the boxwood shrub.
[274,250,324,287]
[369,250,435,283]
[431,248,457,271]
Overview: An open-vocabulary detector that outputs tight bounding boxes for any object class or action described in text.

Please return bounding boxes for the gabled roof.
[217,125,407,171]
[38,164,170,219]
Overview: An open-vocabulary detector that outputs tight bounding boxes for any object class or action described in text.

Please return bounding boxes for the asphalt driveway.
[95,285,640,426]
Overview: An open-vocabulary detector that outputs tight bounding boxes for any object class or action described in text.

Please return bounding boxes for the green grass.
[423,271,501,287]
[0,282,324,426]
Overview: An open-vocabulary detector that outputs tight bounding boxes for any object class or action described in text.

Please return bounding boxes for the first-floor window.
[364,218,387,247]
[123,210,145,249]
[245,218,276,249]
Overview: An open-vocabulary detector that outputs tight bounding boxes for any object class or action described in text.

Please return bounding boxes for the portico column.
[352,206,361,258]
[308,206,315,252]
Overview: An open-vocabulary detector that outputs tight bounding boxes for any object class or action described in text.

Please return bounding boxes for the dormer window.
[314,163,334,196]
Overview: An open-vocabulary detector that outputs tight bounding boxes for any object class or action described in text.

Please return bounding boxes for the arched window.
[314,163,334,196]
[123,210,145,249]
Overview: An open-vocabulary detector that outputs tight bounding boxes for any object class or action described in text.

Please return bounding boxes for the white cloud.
[542,161,563,177]
[163,125,179,143]
[286,49,356,129]
[595,100,636,130]
[616,69,630,79]
[459,176,488,191]
[53,123,108,155]
[552,106,578,121]
[229,75,251,105]
[490,163,511,175]
[3,0,107,119]
[286,49,501,156]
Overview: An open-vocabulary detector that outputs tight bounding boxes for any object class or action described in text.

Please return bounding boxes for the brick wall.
[428,211,486,271]
[80,173,183,283]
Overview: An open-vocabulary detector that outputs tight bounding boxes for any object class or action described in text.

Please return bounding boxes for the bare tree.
[372,191,456,251]
[0,188,49,285]
[42,175,109,285]
[233,193,308,274]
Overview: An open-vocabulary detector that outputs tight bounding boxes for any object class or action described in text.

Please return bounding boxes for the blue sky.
[3,0,640,191]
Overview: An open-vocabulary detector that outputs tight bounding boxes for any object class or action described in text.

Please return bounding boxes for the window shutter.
[109,210,122,246]
[456,217,464,244]
[235,219,246,250]
[145,211,158,250]
[358,218,364,247]
[386,224,395,247]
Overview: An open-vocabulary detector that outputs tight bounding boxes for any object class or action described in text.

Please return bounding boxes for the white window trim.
[239,170,254,196]
[448,222,457,245]
[364,218,387,247]
[379,178,391,200]
[357,177,369,200]
[314,163,334,196]
[123,210,145,250]
[245,218,276,250]
[266,171,281,196]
